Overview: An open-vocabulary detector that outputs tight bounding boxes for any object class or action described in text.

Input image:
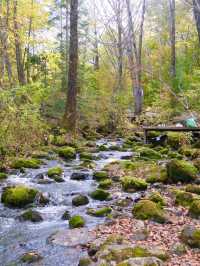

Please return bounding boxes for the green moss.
[175,190,195,207]
[0,172,8,180]
[181,226,200,248]
[78,257,92,266]
[80,152,94,160]
[72,195,89,206]
[69,215,85,228]
[87,207,112,217]
[93,171,108,181]
[179,146,197,158]
[98,145,109,151]
[193,159,200,171]
[146,168,168,184]
[21,252,42,263]
[168,151,183,159]
[47,166,63,177]
[19,209,43,222]
[98,179,112,189]
[57,146,76,159]
[90,189,111,201]
[12,158,41,169]
[189,199,200,218]
[1,186,38,208]
[167,132,189,149]
[167,160,198,183]
[120,161,138,171]
[148,192,166,207]
[136,147,162,160]
[132,200,166,223]
[121,176,148,192]
[185,184,200,195]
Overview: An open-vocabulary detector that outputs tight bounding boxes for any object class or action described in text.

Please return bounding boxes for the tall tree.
[13,0,26,85]
[169,0,176,78]
[126,0,146,115]
[64,0,79,133]
[193,0,200,45]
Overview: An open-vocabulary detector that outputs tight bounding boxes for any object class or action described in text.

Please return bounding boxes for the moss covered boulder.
[132,200,166,223]
[57,146,76,160]
[72,195,89,206]
[18,209,43,222]
[167,160,198,183]
[62,210,71,220]
[148,192,166,207]
[181,225,200,248]
[47,166,63,177]
[78,257,92,266]
[80,152,95,160]
[175,190,195,207]
[189,199,200,218]
[69,215,85,228]
[185,184,200,195]
[136,147,162,160]
[87,207,112,217]
[116,257,164,266]
[98,179,112,189]
[12,158,41,169]
[93,171,108,181]
[21,252,42,264]
[1,186,38,208]
[90,189,111,201]
[167,132,189,149]
[121,176,148,192]
[0,172,8,180]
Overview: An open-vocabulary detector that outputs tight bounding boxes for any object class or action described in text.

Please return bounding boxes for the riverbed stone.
[189,199,200,218]
[121,176,148,192]
[69,215,85,228]
[167,160,198,183]
[132,200,166,223]
[98,179,112,189]
[62,210,71,220]
[87,207,112,217]
[57,146,76,159]
[72,195,89,206]
[93,171,108,181]
[180,225,200,248]
[136,147,162,160]
[18,209,43,222]
[1,186,38,208]
[71,172,90,180]
[116,257,164,266]
[20,251,43,264]
[47,166,63,177]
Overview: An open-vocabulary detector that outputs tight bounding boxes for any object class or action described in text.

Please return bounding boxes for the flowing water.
[0,139,134,266]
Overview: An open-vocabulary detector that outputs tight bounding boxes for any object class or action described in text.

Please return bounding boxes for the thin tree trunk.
[116,0,123,90]
[94,22,99,71]
[13,0,26,85]
[64,0,79,133]
[65,0,69,86]
[169,0,176,78]
[193,0,200,45]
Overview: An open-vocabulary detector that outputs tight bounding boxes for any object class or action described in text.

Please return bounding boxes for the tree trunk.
[126,0,145,115]
[116,0,123,90]
[169,0,176,78]
[13,0,26,85]
[193,0,200,45]
[64,0,79,133]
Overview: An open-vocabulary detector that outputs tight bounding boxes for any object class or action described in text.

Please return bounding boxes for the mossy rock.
[90,189,111,201]
[98,145,109,151]
[62,210,71,220]
[116,257,163,266]
[120,161,138,171]
[12,158,41,169]
[185,184,200,195]
[167,151,183,159]
[0,172,8,180]
[18,209,43,222]
[148,192,166,207]
[121,176,148,192]
[80,152,94,160]
[78,257,92,266]
[146,168,168,184]
[175,190,195,207]
[136,147,162,160]
[80,160,96,169]
[181,225,200,248]
[93,171,108,181]
[47,166,63,177]
[167,132,189,149]
[189,199,200,218]
[21,252,42,264]
[132,200,166,223]
[57,146,76,160]
[167,160,198,183]
[32,151,50,159]
[69,215,85,228]
[72,195,89,206]
[179,146,197,158]
[87,207,112,217]
[98,179,112,189]
[193,159,200,171]
[1,186,38,208]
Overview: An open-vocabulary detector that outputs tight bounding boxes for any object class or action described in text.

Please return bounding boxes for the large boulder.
[167,160,198,183]
[1,186,38,208]
[57,146,76,160]
[132,200,166,223]
[121,176,148,192]
[136,147,162,160]
[72,195,89,206]
[180,225,200,248]
[69,215,85,228]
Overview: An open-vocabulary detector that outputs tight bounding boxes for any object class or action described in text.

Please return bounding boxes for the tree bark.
[169,0,176,78]
[193,0,200,45]
[64,0,79,133]
[13,0,26,85]
[116,0,123,90]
